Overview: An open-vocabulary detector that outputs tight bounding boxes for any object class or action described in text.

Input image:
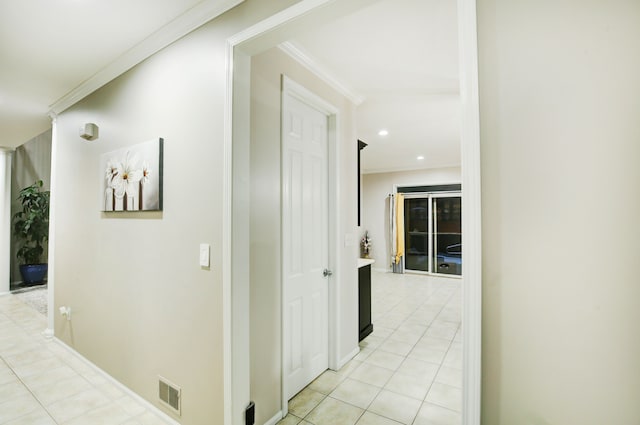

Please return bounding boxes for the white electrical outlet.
[199,243,210,267]
[59,306,71,321]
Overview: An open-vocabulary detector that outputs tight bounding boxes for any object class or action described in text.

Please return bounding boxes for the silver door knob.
[323,269,333,277]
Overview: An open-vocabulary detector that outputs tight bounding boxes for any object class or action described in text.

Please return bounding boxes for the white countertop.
[358,258,375,268]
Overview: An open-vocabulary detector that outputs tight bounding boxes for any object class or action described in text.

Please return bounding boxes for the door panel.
[283,91,329,400]
[290,299,303,372]
[288,151,304,276]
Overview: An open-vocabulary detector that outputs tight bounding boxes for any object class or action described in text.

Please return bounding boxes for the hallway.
[0,270,461,425]
[0,294,171,424]
[279,270,462,425]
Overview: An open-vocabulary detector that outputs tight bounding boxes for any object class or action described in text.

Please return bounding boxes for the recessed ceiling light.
[378,129,389,137]
[417,155,425,160]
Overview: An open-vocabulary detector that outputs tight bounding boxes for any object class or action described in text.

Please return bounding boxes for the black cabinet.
[358,264,373,341]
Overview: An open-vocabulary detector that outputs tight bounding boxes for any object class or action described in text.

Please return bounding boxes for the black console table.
[358,259,375,341]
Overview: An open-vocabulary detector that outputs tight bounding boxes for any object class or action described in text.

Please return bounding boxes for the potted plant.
[361,231,372,258]
[13,180,50,285]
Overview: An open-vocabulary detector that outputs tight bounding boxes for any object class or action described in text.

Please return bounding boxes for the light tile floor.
[279,271,462,425]
[0,292,172,425]
[2,271,461,425]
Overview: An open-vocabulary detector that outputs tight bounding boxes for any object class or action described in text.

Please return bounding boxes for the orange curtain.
[394,193,404,264]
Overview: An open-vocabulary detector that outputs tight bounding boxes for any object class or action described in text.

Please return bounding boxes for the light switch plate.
[199,243,210,267]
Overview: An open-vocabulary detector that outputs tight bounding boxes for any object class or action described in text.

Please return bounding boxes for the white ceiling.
[288,0,461,173]
[0,0,235,149]
[1,0,460,174]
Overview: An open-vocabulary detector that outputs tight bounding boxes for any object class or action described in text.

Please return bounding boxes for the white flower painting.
[100,138,163,212]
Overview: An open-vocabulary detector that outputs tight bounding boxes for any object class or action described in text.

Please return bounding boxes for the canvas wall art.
[100,138,163,212]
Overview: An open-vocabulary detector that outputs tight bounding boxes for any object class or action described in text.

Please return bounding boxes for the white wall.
[478,0,640,423]
[250,46,359,424]
[52,2,299,425]
[47,0,640,423]
[360,167,461,269]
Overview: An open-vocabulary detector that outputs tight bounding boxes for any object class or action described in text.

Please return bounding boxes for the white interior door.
[282,86,330,400]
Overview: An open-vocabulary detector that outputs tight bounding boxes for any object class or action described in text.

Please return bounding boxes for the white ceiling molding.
[278,41,365,105]
[49,0,245,115]
[362,162,462,175]
[227,0,336,47]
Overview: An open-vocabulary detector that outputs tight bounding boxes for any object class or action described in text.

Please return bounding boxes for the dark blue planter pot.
[19,264,48,285]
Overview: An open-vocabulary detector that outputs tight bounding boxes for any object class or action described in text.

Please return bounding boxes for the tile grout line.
[410,290,462,424]
[396,280,457,425]
[0,293,142,425]
[367,274,458,425]
[0,354,60,424]
[379,275,461,425]
[283,272,461,425]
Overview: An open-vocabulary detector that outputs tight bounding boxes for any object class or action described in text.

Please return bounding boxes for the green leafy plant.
[13,180,50,265]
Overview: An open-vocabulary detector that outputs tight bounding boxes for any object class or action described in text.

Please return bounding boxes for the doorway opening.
[281,75,336,403]
[224,0,482,424]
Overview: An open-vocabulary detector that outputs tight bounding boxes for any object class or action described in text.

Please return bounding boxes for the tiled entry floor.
[279,270,462,425]
[0,293,171,425]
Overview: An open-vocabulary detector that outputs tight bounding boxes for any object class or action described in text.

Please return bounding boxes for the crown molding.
[278,41,365,106]
[361,162,462,175]
[49,0,245,115]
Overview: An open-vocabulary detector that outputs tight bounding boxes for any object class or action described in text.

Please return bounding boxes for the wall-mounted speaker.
[79,123,99,141]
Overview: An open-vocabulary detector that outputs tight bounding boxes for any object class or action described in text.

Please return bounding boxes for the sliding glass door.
[433,196,462,276]
[404,193,461,276]
[404,197,430,272]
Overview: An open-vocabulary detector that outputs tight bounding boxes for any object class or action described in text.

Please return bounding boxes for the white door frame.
[280,75,339,417]
[223,1,482,424]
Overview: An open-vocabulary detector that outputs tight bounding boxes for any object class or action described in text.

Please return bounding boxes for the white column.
[0,148,13,294]
[45,113,57,337]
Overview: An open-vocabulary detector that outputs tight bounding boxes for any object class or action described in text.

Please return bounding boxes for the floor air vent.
[159,377,181,416]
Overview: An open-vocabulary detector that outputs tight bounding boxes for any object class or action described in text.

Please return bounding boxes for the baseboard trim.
[52,337,181,425]
[372,267,389,273]
[263,411,283,425]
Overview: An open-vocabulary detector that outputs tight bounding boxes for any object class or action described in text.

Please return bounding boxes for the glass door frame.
[401,190,462,278]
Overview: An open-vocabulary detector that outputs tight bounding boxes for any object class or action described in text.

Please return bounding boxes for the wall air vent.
[158,376,181,416]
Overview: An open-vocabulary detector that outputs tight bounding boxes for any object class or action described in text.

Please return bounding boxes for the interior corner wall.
[10,129,52,284]
[361,167,461,270]
[51,2,300,425]
[477,0,640,423]
[250,46,359,425]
